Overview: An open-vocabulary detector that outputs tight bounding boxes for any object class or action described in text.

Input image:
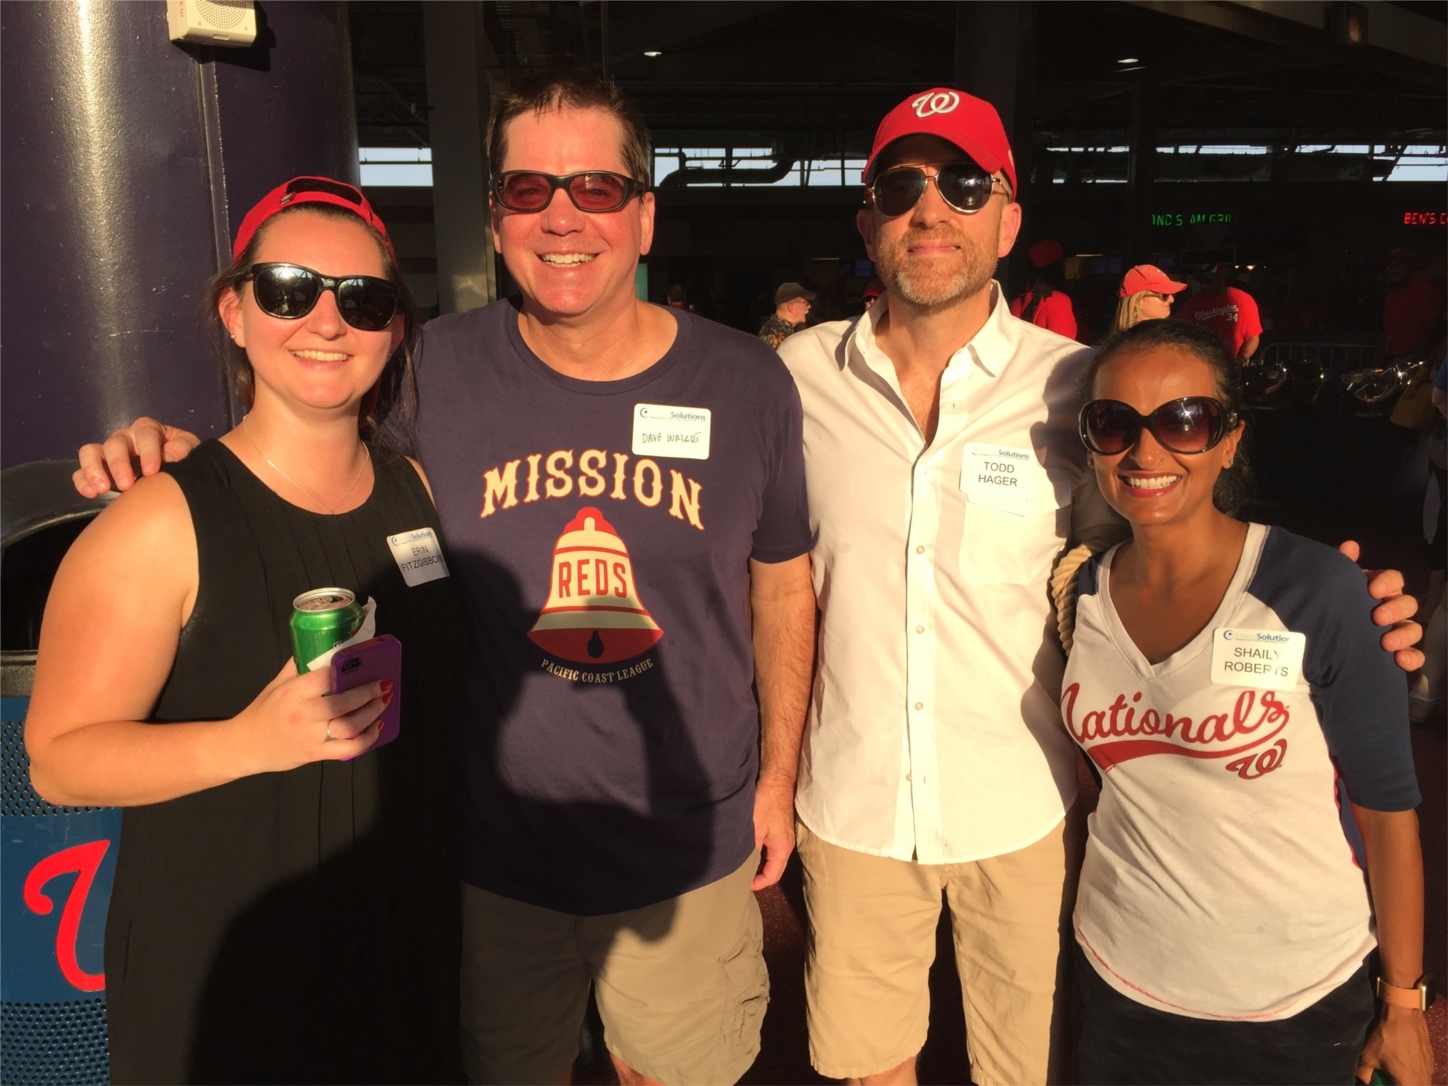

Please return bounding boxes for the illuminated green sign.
[1150,212,1233,226]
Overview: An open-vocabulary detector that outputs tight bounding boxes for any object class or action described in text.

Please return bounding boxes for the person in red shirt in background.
[1010,238,1079,340]
[1382,247,1444,358]
[1177,262,1263,360]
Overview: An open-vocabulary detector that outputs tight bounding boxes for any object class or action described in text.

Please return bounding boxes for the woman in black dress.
[26,178,467,1084]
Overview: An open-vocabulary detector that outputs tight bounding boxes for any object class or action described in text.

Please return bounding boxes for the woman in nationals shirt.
[1062,320,1431,1085]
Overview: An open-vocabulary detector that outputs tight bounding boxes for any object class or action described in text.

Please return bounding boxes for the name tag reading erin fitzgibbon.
[387,527,450,587]
[962,443,1035,512]
[632,404,711,460]
[1210,627,1306,690]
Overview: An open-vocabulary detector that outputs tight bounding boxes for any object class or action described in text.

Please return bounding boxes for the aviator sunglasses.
[1078,396,1236,456]
[868,162,1007,217]
[246,263,400,332]
[493,171,646,214]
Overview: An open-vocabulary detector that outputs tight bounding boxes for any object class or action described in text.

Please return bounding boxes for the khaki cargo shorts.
[459,852,768,1085]
[797,809,1083,1086]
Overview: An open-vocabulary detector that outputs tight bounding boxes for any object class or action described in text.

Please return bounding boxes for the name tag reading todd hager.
[632,404,711,460]
[1210,627,1306,690]
[962,444,1034,511]
[387,527,450,587]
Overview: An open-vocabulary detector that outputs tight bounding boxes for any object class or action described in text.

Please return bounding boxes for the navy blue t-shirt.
[415,299,812,914]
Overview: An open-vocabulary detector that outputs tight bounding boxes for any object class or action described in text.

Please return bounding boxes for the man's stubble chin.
[877,231,997,311]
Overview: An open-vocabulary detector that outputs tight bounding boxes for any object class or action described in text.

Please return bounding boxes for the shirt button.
[915,545,926,554]
[914,701,924,710]
[905,772,912,781]
[915,625,925,633]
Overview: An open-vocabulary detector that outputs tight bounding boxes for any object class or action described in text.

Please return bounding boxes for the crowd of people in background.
[733,240,1444,368]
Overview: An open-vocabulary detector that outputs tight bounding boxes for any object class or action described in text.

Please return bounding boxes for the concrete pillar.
[955,2,1037,198]
[422,1,497,314]
[1126,78,1160,262]
[1,1,359,467]
[955,1,1037,292]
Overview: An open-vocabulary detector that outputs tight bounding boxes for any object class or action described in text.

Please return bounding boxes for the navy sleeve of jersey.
[1247,528,1420,811]
[750,367,813,563]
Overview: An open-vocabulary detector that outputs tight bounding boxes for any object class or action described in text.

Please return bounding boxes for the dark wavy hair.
[201,203,419,454]
[487,70,652,185]
[1082,319,1253,516]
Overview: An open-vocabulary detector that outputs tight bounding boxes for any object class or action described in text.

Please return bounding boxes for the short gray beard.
[876,227,996,311]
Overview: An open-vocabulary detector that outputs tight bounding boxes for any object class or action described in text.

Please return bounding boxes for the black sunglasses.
[245,263,400,332]
[1078,397,1236,456]
[868,162,1006,218]
[493,171,646,214]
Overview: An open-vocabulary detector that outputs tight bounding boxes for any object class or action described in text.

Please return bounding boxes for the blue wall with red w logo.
[1,701,119,1085]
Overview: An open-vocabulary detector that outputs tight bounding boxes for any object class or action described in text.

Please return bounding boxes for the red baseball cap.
[232,176,396,263]
[1119,264,1186,298]
[1027,239,1064,268]
[865,88,1017,196]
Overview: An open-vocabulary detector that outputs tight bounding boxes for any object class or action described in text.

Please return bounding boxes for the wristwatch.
[1375,974,1436,1011]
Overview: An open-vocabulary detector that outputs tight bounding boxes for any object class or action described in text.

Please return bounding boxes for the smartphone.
[330,635,402,752]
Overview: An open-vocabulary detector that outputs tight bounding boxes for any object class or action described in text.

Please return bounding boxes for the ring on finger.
[325,721,335,742]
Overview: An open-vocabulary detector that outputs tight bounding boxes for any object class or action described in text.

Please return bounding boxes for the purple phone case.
[330,635,402,752]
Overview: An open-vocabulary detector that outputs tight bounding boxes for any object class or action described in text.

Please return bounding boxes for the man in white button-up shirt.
[778,87,1425,1086]
[777,89,1121,1086]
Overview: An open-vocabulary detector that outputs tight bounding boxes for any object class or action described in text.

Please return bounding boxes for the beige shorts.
[797,808,1084,1086]
[459,853,767,1085]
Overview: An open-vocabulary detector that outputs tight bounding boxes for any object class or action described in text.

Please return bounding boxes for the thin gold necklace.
[242,415,370,515]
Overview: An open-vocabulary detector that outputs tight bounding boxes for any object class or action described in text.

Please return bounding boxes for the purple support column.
[1,1,357,468]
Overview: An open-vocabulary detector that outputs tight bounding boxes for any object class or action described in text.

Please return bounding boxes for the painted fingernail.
[379,681,394,694]
[381,692,394,707]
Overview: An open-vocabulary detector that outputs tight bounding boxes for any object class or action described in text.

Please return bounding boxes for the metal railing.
[1247,341,1389,409]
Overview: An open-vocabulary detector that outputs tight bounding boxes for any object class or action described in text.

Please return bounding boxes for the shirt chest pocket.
[954,447,1069,585]
[958,499,1067,585]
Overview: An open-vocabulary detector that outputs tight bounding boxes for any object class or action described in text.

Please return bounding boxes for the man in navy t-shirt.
[415,73,815,1085]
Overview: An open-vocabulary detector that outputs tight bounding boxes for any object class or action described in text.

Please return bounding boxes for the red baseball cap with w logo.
[865,88,1017,196]
[231,176,396,262]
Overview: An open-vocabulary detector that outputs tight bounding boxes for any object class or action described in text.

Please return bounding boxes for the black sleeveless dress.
[104,441,468,1084]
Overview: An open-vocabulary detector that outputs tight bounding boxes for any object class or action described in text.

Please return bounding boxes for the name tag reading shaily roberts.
[632,403,711,460]
[962,443,1035,512]
[387,527,450,587]
[1210,627,1306,690]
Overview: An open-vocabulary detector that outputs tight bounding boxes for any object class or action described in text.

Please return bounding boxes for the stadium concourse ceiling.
[352,1,1446,154]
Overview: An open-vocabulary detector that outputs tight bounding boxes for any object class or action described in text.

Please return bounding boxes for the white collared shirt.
[780,285,1118,863]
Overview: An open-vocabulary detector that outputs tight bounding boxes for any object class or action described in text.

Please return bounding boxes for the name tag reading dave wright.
[962,443,1035,512]
[1210,627,1306,690]
[387,527,450,587]
[632,404,711,460]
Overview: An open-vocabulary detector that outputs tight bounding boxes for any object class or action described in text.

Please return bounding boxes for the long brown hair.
[202,204,419,453]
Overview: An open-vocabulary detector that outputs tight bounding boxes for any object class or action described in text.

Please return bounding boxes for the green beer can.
[290,588,365,673]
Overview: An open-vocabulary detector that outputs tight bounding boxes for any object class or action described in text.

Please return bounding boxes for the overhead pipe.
[658,156,797,188]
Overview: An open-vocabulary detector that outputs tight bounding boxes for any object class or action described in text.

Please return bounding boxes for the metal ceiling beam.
[602,2,793,70]
[1126,1,1445,88]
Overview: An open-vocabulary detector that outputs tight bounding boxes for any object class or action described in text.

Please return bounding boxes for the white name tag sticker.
[632,403,711,460]
[387,527,450,587]
[1210,627,1306,690]
[962,444,1035,512]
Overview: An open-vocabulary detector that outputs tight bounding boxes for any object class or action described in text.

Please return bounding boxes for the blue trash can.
[1,461,118,1085]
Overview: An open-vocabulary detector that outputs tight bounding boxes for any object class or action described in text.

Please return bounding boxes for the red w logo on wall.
[23,839,110,992]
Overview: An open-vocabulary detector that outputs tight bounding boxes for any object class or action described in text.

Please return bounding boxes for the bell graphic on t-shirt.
[528,506,663,664]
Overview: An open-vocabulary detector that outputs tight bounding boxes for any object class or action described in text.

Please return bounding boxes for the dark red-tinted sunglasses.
[1078,396,1236,456]
[493,171,646,213]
